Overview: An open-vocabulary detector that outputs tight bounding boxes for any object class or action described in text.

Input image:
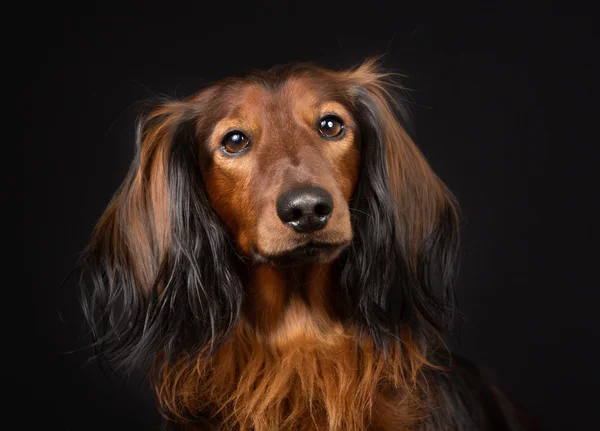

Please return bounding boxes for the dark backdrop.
[26,4,596,431]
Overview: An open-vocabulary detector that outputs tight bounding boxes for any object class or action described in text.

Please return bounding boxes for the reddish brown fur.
[95,59,458,430]
[154,264,438,430]
[90,102,189,290]
[201,77,359,260]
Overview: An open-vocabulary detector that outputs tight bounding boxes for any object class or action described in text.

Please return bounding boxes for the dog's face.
[200,76,360,265]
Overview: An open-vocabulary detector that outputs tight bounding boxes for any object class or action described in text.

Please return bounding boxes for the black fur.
[80,106,243,372]
[337,86,459,351]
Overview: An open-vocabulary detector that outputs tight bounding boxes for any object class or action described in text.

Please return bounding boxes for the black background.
[26,4,597,431]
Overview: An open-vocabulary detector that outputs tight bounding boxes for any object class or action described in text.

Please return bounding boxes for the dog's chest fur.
[158,298,426,431]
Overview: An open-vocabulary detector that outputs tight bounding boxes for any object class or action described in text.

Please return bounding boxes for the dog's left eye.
[222,131,250,154]
[318,115,344,139]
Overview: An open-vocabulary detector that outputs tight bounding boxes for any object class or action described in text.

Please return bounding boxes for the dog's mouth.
[251,241,349,266]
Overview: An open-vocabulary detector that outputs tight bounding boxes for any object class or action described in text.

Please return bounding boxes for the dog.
[80,59,527,430]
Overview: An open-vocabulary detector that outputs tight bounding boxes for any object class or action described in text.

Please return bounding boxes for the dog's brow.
[317,102,354,121]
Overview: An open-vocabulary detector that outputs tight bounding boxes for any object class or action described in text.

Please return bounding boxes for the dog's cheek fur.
[202,163,258,254]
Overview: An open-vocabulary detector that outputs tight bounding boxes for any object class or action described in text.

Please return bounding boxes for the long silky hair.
[80,94,245,371]
[336,60,460,354]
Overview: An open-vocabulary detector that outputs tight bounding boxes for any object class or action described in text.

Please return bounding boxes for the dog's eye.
[318,115,344,139]
[222,131,250,154]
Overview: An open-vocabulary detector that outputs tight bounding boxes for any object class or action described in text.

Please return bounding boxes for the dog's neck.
[241,262,348,338]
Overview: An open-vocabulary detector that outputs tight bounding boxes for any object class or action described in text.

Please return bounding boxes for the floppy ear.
[80,96,242,371]
[338,59,460,351]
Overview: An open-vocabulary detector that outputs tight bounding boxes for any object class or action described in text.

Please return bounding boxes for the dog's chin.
[251,242,349,267]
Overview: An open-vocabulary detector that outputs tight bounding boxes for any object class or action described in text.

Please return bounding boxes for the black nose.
[276,187,334,233]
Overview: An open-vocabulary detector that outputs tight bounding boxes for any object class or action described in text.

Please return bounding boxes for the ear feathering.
[79,95,243,372]
[336,58,461,353]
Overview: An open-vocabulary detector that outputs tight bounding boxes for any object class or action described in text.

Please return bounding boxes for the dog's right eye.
[317,115,344,139]
[221,131,250,154]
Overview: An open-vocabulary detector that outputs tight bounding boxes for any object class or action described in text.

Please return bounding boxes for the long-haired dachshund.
[80,59,527,430]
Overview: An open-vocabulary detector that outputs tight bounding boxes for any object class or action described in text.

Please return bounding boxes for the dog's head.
[82,59,459,369]
[198,69,360,266]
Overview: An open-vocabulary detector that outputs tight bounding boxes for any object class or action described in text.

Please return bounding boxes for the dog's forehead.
[222,75,345,118]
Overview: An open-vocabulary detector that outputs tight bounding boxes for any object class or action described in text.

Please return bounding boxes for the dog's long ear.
[338,59,460,351]
[80,95,242,371]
